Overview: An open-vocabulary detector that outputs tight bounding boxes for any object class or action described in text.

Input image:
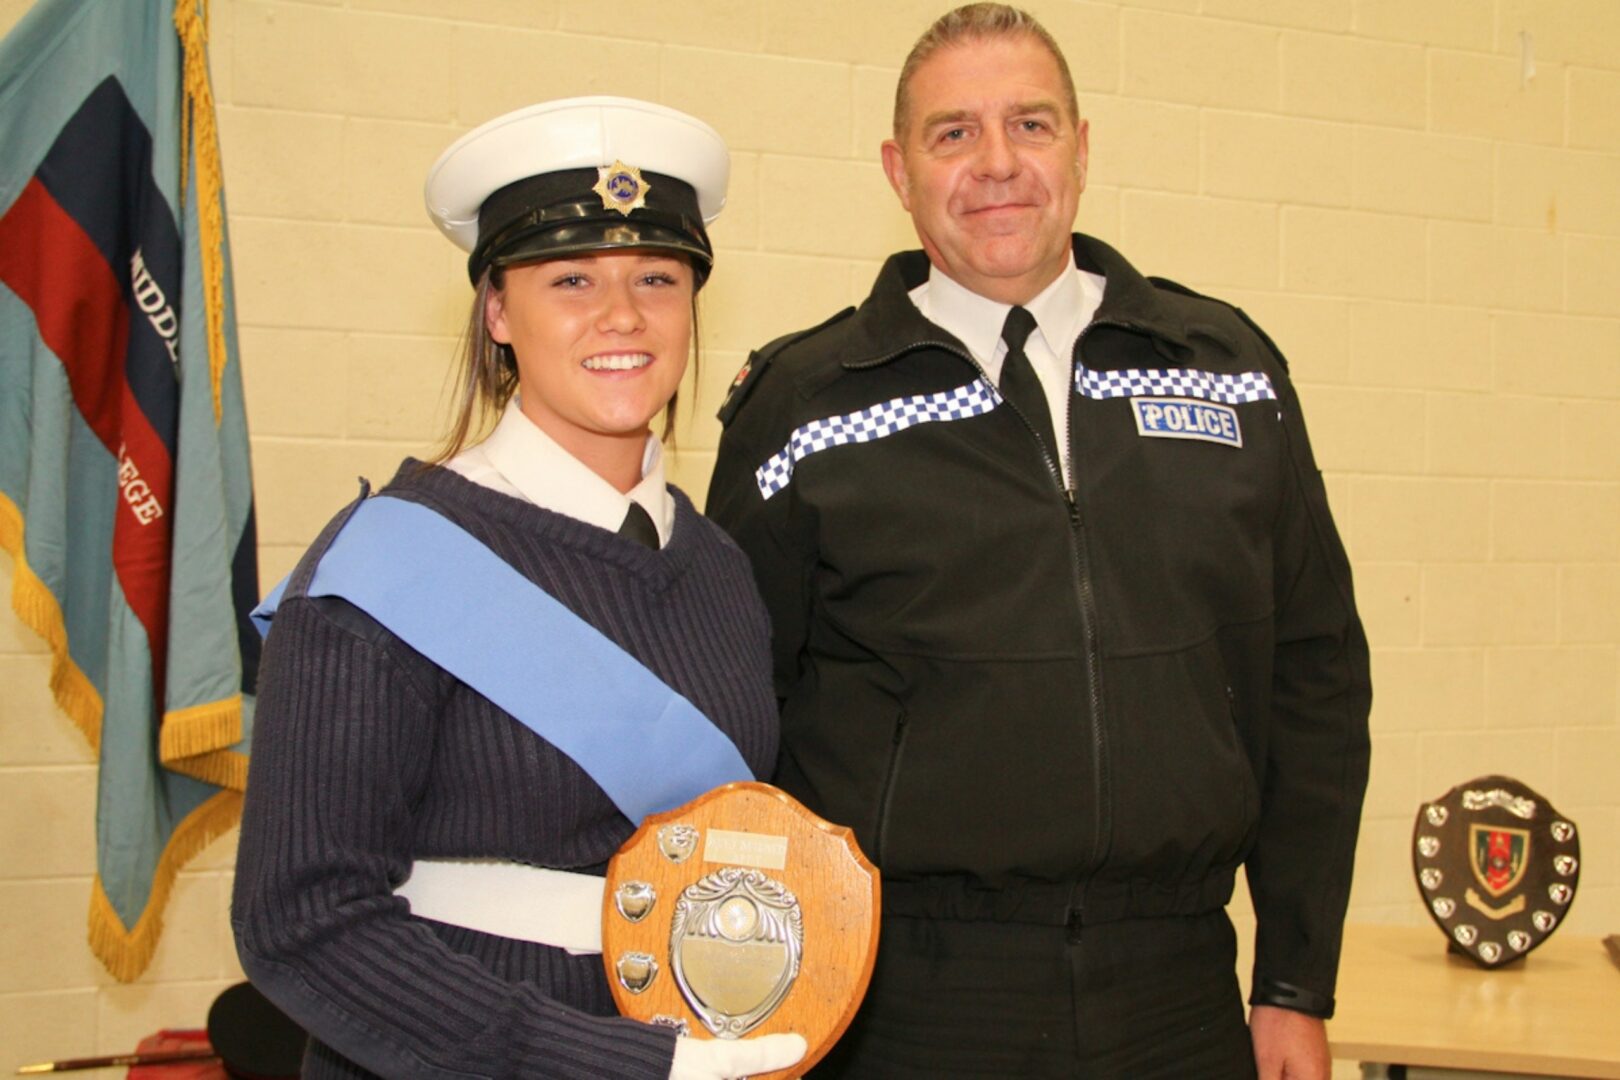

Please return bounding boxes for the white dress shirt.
[445,397,675,548]
[909,263,1107,488]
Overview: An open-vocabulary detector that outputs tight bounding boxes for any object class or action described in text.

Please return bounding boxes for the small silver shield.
[658,824,699,863]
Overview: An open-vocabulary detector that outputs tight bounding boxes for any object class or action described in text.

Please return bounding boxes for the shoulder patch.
[716,306,855,427]
[717,354,766,425]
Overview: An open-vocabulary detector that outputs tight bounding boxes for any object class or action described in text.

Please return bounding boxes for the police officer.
[235,97,804,1080]
[708,7,1371,1078]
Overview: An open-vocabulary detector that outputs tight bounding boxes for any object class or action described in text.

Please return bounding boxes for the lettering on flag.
[130,248,181,367]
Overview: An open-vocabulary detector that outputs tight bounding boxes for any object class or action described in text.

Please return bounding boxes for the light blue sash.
[251,495,753,823]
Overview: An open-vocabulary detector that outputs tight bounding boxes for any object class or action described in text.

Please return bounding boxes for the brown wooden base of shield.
[603,782,880,1079]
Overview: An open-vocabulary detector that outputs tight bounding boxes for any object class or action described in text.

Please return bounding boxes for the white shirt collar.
[907,262,1104,376]
[444,398,675,547]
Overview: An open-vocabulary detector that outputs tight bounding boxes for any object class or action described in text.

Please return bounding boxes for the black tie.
[617,501,659,550]
[998,306,1057,458]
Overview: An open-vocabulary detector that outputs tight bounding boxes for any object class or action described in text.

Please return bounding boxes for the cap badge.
[594,160,651,217]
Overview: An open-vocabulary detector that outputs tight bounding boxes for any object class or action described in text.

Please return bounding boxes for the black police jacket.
[707,234,1371,1017]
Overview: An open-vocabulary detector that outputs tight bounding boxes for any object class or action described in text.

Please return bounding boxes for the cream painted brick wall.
[1495,144,1620,236]
[1431,48,1567,146]
[1302,385,1426,474]
[1498,0,1620,73]
[1283,31,1426,128]
[1568,66,1620,152]
[1354,128,1493,222]
[4,2,1617,1071]
[1567,235,1620,317]
[1202,111,1353,208]
[1429,220,1564,312]
[1087,97,1201,194]
[1123,9,1280,110]
[1352,563,1419,647]
[757,157,916,259]
[1284,207,1427,300]
[1121,191,1280,289]
[1353,0,1495,52]
[1349,302,1491,391]
[1494,312,1620,398]
[1203,0,1348,33]
[1425,392,1563,479]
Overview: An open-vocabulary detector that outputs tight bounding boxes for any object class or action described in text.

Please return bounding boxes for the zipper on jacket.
[951,332,1111,878]
[1063,486,1108,879]
[850,335,1112,876]
[1067,320,1122,881]
[873,709,911,868]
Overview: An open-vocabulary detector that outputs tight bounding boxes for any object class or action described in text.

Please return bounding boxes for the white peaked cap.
[424,96,730,254]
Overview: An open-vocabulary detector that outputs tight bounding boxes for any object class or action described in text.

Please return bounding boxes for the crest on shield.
[669,867,804,1038]
[1470,824,1529,898]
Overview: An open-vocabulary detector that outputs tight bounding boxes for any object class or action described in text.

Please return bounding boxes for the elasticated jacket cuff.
[1249,977,1334,1019]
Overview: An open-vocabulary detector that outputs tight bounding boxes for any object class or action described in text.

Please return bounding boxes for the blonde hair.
[893,4,1079,140]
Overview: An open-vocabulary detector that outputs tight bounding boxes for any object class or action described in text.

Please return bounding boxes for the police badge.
[1412,775,1580,968]
[602,782,880,1078]
[593,159,651,217]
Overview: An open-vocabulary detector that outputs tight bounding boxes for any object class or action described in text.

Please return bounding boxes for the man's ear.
[880,139,913,213]
[1074,118,1090,193]
[485,282,511,344]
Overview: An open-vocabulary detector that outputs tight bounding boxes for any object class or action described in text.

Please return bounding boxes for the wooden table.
[1327,924,1620,1079]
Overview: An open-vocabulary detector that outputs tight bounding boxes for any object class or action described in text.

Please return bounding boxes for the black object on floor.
[208,981,306,1079]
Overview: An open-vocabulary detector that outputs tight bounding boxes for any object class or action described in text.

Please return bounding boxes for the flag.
[0,0,259,981]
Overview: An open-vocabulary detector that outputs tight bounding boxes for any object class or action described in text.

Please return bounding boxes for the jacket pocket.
[872,709,909,869]
[1222,682,1258,829]
[1102,640,1261,880]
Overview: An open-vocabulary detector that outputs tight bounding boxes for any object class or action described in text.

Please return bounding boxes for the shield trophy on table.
[603,782,880,1078]
[1412,774,1580,968]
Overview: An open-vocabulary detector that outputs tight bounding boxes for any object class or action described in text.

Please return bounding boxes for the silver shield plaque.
[669,866,804,1038]
[603,782,882,1078]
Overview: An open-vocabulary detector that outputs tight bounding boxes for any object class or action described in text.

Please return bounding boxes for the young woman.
[233,98,804,1080]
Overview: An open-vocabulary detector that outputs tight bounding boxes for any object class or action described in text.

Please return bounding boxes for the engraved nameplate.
[704,829,788,870]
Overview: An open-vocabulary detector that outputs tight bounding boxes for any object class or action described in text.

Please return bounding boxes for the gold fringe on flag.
[6,492,249,981]
[88,789,244,983]
[160,695,249,790]
[173,0,229,426]
[0,491,104,748]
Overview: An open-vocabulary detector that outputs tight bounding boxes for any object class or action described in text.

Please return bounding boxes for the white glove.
[667,1032,808,1080]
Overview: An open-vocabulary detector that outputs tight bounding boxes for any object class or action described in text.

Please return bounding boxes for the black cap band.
[469,167,713,285]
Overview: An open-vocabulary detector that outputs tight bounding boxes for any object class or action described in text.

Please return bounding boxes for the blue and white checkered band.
[1076,365,1276,405]
[755,378,1002,499]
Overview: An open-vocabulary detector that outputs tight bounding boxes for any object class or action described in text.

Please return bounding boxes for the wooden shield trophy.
[1412,774,1580,968]
[603,782,880,1078]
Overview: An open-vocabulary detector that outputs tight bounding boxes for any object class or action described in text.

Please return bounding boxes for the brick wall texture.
[2,0,1616,1071]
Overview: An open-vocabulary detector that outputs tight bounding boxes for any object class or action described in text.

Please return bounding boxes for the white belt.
[394,859,605,955]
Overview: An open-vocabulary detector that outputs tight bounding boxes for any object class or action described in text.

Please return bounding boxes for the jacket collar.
[841,233,1201,369]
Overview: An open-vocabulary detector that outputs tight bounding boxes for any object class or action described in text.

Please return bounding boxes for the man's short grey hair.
[892,4,1080,141]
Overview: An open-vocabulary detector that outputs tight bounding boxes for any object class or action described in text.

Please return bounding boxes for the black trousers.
[814,909,1257,1078]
